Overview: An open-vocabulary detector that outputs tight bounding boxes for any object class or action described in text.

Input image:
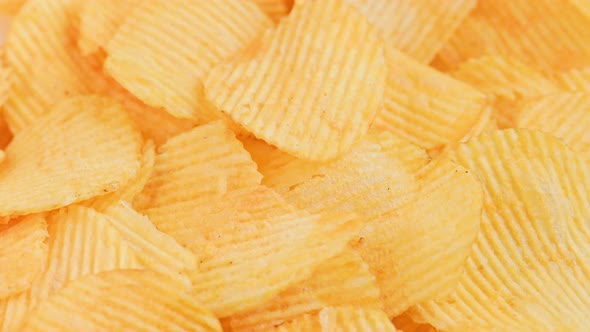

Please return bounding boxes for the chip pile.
[0,0,589,331]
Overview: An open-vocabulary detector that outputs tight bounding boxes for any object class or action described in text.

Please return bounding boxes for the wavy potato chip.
[343,0,476,63]
[0,215,48,299]
[392,313,436,332]
[147,185,362,317]
[226,247,382,331]
[451,56,560,128]
[552,66,590,91]
[0,205,143,332]
[0,95,142,217]
[374,46,488,150]
[134,120,262,211]
[240,137,299,177]
[0,0,24,15]
[105,0,272,121]
[251,0,292,23]
[20,269,222,332]
[206,0,385,161]
[433,0,590,72]
[409,129,590,331]
[268,307,397,332]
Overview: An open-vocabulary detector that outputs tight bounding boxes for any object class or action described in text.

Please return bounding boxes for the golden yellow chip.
[392,312,436,332]
[226,247,382,331]
[0,95,142,217]
[343,0,476,63]
[0,0,24,15]
[552,66,590,91]
[251,0,292,23]
[0,113,11,149]
[239,136,298,176]
[268,307,397,332]
[409,129,590,331]
[146,185,362,317]
[451,56,560,128]
[374,46,488,150]
[0,52,12,110]
[104,0,272,121]
[102,201,197,285]
[77,0,140,55]
[20,269,222,332]
[205,0,385,161]
[515,92,590,159]
[0,205,143,331]
[134,120,262,211]
[0,215,47,299]
[433,0,590,72]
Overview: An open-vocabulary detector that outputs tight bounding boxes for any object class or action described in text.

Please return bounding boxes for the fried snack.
[374,46,487,150]
[102,201,197,285]
[0,205,143,331]
[552,66,590,91]
[451,56,560,128]
[134,121,262,211]
[268,307,397,332]
[226,247,382,331]
[251,0,292,23]
[392,313,437,332]
[0,215,48,299]
[77,0,140,55]
[0,114,11,149]
[515,92,590,159]
[0,53,11,110]
[433,0,590,72]
[0,0,24,15]
[409,129,590,331]
[20,270,222,332]
[105,0,272,121]
[205,0,385,161]
[147,185,361,317]
[0,96,142,217]
[239,137,299,177]
[344,0,476,63]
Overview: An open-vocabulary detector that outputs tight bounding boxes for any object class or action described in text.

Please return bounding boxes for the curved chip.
[205,0,385,161]
[0,95,142,217]
[343,0,476,63]
[552,66,590,92]
[0,215,48,299]
[374,46,488,150]
[0,114,11,149]
[433,0,590,72]
[409,129,590,331]
[105,0,272,121]
[251,0,292,23]
[451,56,560,128]
[0,0,24,15]
[392,313,436,332]
[0,205,143,331]
[226,247,382,331]
[20,269,222,332]
[270,307,397,332]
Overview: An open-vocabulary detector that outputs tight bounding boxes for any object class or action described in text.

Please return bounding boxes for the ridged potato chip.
[433,0,590,72]
[20,269,222,332]
[268,307,397,332]
[105,0,272,121]
[0,0,24,15]
[392,313,436,332]
[0,215,48,299]
[409,129,590,331]
[102,201,197,285]
[0,52,11,110]
[0,205,143,331]
[0,95,142,217]
[374,46,488,150]
[147,185,362,317]
[515,92,590,160]
[251,0,292,23]
[552,66,590,92]
[343,0,476,63]
[205,0,385,161]
[134,120,262,211]
[451,56,560,128]
[226,247,382,331]
[240,137,299,177]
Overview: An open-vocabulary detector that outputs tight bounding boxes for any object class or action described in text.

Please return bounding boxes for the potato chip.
[0,205,143,331]
[105,0,272,121]
[374,46,488,150]
[205,0,385,161]
[343,0,476,63]
[20,269,222,332]
[0,95,142,217]
[268,307,397,332]
[146,185,362,317]
[552,66,590,91]
[226,247,382,331]
[0,215,47,299]
[451,56,560,128]
[0,0,24,15]
[134,120,262,211]
[0,54,11,109]
[77,0,140,55]
[392,313,436,332]
[102,201,197,285]
[240,137,298,176]
[515,92,590,159]
[251,0,292,23]
[433,0,590,72]
[0,114,11,149]
[409,129,590,331]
